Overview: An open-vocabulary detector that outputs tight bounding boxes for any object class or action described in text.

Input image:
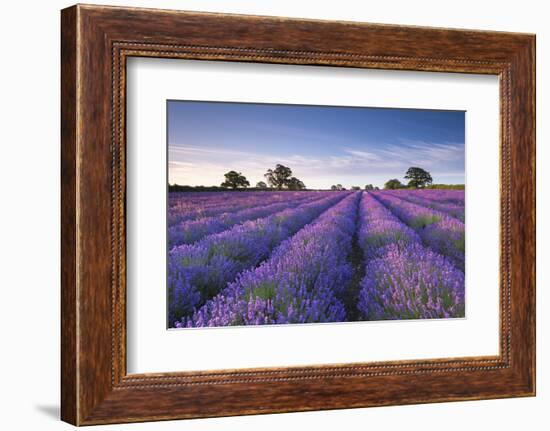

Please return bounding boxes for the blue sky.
[168,101,465,189]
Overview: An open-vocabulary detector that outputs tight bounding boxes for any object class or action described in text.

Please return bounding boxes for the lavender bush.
[409,189,465,206]
[385,190,464,222]
[168,192,349,325]
[168,191,321,227]
[372,192,465,270]
[167,189,466,328]
[358,243,465,320]
[168,193,320,247]
[180,192,361,327]
[358,193,420,259]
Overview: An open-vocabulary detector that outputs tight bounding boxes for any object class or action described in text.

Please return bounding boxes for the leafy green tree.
[265,164,293,190]
[255,181,268,189]
[384,179,404,190]
[221,171,250,189]
[287,177,306,190]
[364,184,374,191]
[264,164,306,190]
[331,184,354,191]
[404,167,433,188]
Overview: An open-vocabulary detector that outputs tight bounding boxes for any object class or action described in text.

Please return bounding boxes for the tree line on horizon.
[220,164,307,191]
[168,165,464,192]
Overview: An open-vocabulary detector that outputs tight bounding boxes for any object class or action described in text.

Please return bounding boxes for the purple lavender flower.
[169,189,466,328]
[168,190,322,227]
[184,192,361,327]
[372,192,465,270]
[168,193,322,247]
[168,192,349,326]
[358,193,420,259]
[358,242,465,320]
[384,190,464,222]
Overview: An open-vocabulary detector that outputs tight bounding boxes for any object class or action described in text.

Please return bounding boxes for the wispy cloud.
[169,140,464,189]
[169,145,254,158]
[167,102,465,188]
[375,140,464,168]
[342,148,381,161]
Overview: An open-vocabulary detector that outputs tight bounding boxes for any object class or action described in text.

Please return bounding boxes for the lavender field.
[167,189,465,328]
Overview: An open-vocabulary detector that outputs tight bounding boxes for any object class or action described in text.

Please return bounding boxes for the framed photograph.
[61,4,536,425]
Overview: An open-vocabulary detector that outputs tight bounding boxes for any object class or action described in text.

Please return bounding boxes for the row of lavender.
[168,192,325,248]
[178,192,360,327]
[357,193,464,320]
[395,189,465,206]
[168,191,327,227]
[168,192,350,325]
[168,189,465,327]
[371,191,465,271]
[382,189,465,222]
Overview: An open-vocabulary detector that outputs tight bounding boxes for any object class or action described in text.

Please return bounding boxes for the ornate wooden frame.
[61,4,536,425]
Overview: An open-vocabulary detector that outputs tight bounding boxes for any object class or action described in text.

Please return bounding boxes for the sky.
[167,100,465,189]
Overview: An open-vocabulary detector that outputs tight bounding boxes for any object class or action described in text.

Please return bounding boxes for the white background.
[127,59,499,373]
[0,0,547,430]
